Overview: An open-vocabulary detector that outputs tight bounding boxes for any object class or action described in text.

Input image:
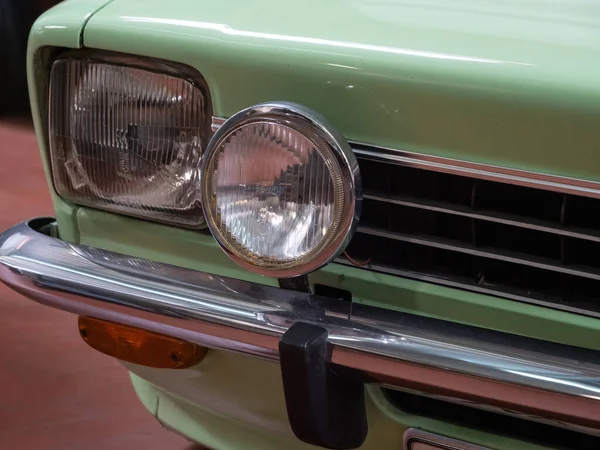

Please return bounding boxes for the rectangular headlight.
[48,53,210,227]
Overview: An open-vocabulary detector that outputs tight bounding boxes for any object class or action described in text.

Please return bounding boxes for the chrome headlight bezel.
[201,102,362,278]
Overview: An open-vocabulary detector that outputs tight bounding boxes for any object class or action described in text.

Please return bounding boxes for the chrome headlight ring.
[201,102,361,278]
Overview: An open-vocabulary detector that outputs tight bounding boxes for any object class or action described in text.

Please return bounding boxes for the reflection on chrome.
[2,218,600,434]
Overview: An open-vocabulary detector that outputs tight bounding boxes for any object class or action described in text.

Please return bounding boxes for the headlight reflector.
[48,55,210,227]
[202,102,361,277]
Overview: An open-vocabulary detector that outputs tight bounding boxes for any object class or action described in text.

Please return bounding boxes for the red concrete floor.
[0,119,202,449]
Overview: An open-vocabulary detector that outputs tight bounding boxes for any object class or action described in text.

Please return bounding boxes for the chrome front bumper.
[2,218,600,437]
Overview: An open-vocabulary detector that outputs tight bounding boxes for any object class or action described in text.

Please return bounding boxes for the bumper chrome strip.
[3,218,600,434]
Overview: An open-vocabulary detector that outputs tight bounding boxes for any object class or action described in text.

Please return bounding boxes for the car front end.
[4,0,600,449]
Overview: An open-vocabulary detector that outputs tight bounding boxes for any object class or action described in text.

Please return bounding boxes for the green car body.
[18,0,600,449]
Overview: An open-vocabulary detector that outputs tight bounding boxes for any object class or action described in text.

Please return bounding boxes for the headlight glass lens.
[48,56,209,227]
[203,103,360,277]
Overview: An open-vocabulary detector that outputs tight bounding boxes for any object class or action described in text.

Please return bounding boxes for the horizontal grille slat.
[341,150,600,317]
[357,226,600,282]
[364,192,600,243]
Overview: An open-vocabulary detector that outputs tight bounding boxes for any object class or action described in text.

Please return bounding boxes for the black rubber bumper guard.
[280,322,368,449]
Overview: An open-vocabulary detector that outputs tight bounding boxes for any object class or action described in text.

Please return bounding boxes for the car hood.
[83,0,600,181]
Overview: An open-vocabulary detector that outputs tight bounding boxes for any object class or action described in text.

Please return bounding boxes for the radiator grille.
[341,148,600,317]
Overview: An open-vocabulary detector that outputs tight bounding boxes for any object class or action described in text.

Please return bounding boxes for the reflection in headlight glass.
[49,58,208,227]
[207,122,342,268]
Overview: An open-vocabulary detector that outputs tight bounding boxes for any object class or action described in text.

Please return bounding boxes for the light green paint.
[129,372,159,415]
[83,0,600,181]
[25,0,600,448]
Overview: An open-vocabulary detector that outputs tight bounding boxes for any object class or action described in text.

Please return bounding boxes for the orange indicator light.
[78,316,207,369]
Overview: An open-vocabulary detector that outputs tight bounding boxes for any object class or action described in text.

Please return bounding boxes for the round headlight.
[201,102,361,278]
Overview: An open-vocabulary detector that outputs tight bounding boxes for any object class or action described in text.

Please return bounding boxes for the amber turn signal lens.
[78,317,207,369]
